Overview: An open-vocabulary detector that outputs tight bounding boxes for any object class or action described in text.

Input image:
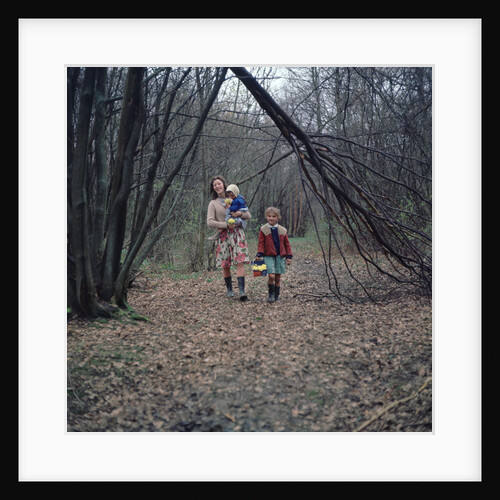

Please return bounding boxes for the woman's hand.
[231,211,242,218]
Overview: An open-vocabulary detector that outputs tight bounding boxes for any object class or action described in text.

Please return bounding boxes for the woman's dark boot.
[237,276,248,301]
[268,283,276,303]
[224,276,234,297]
[274,286,280,301]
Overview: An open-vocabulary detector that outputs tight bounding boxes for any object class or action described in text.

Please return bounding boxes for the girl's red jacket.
[257,224,293,258]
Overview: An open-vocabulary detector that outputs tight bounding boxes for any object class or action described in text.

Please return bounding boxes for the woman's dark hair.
[209,175,228,199]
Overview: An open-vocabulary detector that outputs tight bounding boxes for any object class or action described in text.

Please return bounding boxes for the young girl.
[256,207,293,302]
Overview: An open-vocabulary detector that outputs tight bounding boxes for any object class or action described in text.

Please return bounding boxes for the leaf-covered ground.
[67,246,432,432]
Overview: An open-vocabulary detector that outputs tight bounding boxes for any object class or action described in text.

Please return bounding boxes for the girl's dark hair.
[209,175,228,199]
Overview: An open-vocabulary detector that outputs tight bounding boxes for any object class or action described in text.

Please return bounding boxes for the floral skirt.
[216,227,250,268]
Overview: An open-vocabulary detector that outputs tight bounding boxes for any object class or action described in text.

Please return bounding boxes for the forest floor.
[67,238,432,432]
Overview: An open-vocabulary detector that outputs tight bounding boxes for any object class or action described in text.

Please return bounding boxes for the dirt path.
[67,256,432,432]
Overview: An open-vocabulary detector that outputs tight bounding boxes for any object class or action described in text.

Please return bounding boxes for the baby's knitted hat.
[226,184,239,197]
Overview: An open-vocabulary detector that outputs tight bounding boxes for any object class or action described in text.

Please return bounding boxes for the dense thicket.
[67,66,431,316]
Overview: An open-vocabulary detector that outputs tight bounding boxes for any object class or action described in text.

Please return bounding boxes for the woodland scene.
[67,66,432,433]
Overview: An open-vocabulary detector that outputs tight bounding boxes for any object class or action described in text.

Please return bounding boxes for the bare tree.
[68,65,431,317]
[230,67,431,301]
[67,67,228,316]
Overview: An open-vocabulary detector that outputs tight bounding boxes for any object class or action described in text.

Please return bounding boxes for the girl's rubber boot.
[224,277,234,298]
[268,283,276,303]
[237,276,248,301]
[274,286,280,301]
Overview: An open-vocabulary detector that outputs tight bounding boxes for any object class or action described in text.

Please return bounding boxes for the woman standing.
[207,176,251,300]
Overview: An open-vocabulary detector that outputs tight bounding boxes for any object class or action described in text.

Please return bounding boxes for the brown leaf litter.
[67,256,432,432]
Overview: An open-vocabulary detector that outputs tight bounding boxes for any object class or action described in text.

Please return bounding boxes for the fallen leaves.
[67,256,432,432]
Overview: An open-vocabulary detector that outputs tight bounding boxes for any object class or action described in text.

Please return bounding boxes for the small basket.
[252,260,267,277]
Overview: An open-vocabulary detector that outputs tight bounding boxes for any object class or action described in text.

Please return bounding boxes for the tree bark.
[90,67,108,281]
[102,67,145,302]
[69,67,109,317]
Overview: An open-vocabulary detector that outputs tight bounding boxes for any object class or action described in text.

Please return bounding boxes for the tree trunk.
[102,67,145,302]
[69,67,109,317]
[191,68,210,272]
[90,67,108,282]
[67,67,80,312]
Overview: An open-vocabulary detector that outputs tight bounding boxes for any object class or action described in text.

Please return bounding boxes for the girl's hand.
[231,211,242,217]
[286,259,291,266]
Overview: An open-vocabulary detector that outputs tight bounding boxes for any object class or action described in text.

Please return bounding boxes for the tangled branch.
[230,67,431,302]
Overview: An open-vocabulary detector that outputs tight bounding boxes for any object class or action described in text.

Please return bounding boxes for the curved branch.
[230,67,431,298]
